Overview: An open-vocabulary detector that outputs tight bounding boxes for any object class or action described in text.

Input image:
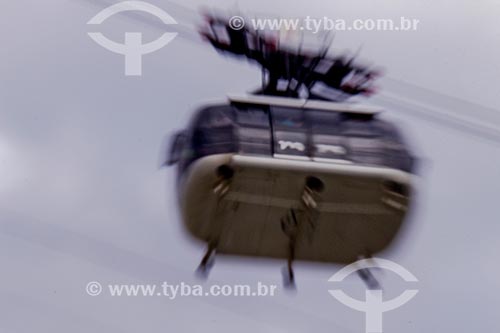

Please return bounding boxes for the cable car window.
[271,107,305,130]
[195,106,233,128]
[233,104,272,155]
[306,110,341,133]
[271,107,308,157]
[341,120,379,138]
[234,104,270,127]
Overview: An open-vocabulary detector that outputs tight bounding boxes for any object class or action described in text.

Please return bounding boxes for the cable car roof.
[227,94,384,115]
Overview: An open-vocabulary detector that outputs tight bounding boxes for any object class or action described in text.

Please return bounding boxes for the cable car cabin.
[167,94,415,281]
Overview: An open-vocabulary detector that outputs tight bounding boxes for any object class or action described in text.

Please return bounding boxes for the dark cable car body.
[168,94,415,283]
[166,15,417,286]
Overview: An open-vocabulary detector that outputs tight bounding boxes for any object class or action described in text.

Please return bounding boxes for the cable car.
[167,93,415,285]
[166,15,417,287]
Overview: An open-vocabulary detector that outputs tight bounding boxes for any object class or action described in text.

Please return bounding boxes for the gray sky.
[1,0,500,332]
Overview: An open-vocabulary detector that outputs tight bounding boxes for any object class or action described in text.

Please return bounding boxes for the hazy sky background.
[1,0,500,332]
